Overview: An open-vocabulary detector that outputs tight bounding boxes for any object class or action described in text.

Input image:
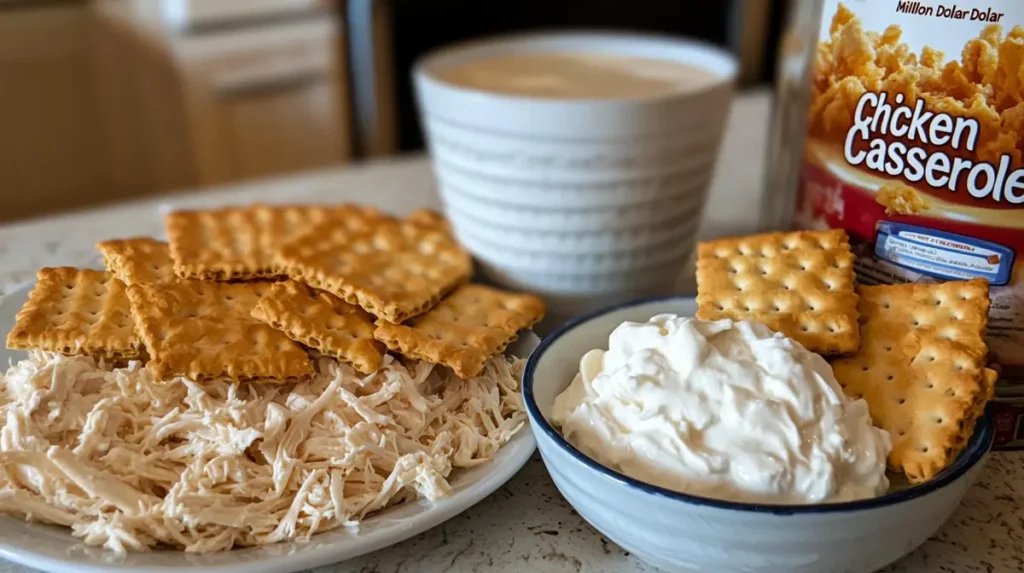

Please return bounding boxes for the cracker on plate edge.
[6,267,142,361]
[374,283,545,379]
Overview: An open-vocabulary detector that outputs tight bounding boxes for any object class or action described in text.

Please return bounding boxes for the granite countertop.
[0,91,1022,573]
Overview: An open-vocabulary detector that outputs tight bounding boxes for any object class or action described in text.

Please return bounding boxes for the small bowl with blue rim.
[522,295,994,573]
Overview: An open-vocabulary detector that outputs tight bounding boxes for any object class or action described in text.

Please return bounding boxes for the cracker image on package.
[696,229,860,354]
[6,267,143,361]
[875,183,930,216]
[830,279,993,483]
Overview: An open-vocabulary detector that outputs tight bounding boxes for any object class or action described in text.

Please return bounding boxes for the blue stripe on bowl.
[522,294,995,516]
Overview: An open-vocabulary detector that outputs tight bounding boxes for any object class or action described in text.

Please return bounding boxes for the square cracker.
[696,229,859,354]
[126,280,313,382]
[166,204,373,280]
[97,237,176,285]
[404,209,451,234]
[6,267,142,360]
[279,214,472,324]
[830,278,992,483]
[250,280,385,374]
[373,284,544,379]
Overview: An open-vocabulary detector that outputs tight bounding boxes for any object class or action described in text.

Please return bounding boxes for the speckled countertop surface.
[1,91,1022,573]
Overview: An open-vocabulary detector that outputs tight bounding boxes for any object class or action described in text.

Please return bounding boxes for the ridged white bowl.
[414,33,737,317]
[523,296,994,573]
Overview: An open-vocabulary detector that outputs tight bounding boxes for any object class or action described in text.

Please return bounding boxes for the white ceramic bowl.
[414,33,737,319]
[523,296,994,573]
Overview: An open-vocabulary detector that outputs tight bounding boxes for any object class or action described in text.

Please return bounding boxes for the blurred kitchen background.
[0,0,784,222]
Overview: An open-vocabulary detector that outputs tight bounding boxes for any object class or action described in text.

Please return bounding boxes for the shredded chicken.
[0,351,526,554]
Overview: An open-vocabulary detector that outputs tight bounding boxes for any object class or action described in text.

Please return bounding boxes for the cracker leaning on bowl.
[830,279,995,483]
[695,229,999,482]
[695,229,860,354]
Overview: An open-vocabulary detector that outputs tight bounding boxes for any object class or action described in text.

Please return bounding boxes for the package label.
[875,221,1015,284]
[796,0,1024,379]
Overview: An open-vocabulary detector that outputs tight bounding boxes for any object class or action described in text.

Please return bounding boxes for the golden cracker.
[126,280,312,382]
[6,267,142,361]
[830,278,992,483]
[250,280,384,374]
[404,209,451,234]
[96,237,176,285]
[950,367,998,453]
[279,214,473,324]
[696,229,860,354]
[166,204,370,281]
[373,284,544,379]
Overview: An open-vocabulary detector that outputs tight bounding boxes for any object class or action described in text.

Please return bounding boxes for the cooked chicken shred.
[0,351,526,554]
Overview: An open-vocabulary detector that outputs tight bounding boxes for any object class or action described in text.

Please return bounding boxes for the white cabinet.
[182,23,349,183]
[93,1,351,193]
[207,79,343,180]
[130,0,327,30]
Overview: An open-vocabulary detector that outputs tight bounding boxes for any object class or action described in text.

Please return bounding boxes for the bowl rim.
[522,294,995,516]
[413,30,739,105]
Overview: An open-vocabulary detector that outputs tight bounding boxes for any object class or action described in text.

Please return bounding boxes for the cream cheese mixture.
[553,314,891,504]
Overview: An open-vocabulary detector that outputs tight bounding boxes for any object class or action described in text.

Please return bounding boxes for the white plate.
[0,281,539,573]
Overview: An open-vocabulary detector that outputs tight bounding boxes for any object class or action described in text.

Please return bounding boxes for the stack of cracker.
[7,204,545,384]
[696,229,996,484]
